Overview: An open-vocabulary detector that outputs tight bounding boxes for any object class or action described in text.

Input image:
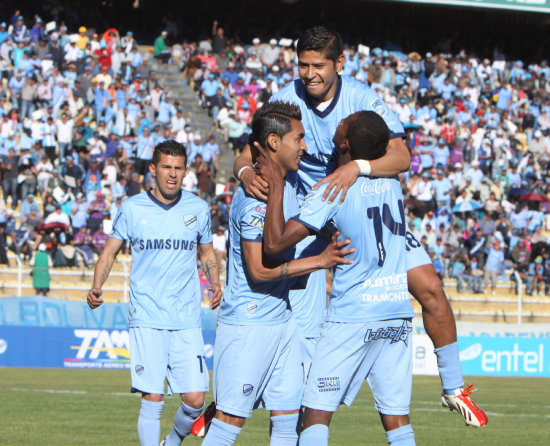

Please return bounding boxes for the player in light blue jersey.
[87,140,223,446]
[235,26,487,428]
[201,102,354,446]
[257,111,416,445]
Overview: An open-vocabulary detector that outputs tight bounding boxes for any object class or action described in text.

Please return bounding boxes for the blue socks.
[202,418,242,446]
[270,413,299,446]
[299,424,329,446]
[163,401,204,446]
[137,399,164,446]
[434,342,465,394]
[386,424,415,446]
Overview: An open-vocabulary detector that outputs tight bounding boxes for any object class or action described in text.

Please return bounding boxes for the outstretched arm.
[197,242,222,309]
[243,232,353,283]
[314,137,411,203]
[87,237,123,309]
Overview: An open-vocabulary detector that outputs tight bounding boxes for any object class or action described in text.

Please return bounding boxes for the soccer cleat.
[159,439,166,446]
[441,384,488,427]
[191,401,217,437]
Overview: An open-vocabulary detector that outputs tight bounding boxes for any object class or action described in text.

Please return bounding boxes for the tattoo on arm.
[279,262,290,279]
[203,259,219,283]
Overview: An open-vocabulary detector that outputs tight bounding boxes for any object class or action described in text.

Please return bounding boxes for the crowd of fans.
[0,12,549,297]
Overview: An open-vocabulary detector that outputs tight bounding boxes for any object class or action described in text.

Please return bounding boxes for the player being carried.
[200,101,355,446]
[235,25,487,428]
[87,139,223,446]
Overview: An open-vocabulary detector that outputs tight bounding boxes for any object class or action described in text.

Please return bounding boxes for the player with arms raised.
[87,139,222,446]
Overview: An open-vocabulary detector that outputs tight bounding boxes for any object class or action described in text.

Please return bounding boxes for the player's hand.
[87,288,104,309]
[208,283,222,310]
[241,165,269,201]
[254,142,284,189]
[318,232,355,269]
[312,161,360,204]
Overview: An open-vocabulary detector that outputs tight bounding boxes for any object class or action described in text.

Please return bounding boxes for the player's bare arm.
[87,236,123,309]
[243,232,353,283]
[233,143,268,200]
[197,242,222,309]
[313,137,411,203]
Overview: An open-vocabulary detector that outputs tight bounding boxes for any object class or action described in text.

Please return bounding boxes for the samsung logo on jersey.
[360,179,392,196]
[135,239,196,251]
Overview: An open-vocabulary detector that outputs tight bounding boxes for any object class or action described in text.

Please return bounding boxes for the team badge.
[243,384,254,396]
[184,214,197,230]
[135,365,144,375]
[247,303,257,314]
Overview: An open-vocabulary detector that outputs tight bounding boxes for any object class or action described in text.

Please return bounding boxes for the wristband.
[237,165,252,180]
[356,159,372,176]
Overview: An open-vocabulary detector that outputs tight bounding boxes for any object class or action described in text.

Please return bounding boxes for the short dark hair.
[296,26,343,62]
[151,139,187,166]
[251,101,302,149]
[347,111,390,161]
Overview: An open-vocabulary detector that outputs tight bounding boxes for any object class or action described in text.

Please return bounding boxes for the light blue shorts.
[302,319,412,415]
[405,230,431,270]
[213,319,303,418]
[299,336,319,382]
[130,326,209,395]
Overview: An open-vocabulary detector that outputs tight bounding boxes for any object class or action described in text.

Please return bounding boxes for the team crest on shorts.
[243,384,254,396]
[183,214,197,230]
[135,365,144,375]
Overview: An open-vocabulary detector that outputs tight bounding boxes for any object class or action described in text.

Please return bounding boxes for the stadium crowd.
[0,12,549,296]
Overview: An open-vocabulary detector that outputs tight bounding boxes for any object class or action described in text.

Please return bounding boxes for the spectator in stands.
[30,243,51,295]
[154,31,171,64]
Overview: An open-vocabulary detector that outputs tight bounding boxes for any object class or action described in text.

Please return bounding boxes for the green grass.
[0,369,548,445]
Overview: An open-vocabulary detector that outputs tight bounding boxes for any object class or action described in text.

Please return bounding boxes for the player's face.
[333,116,351,166]
[298,50,344,103]
[149,153,187,203]
[278,119,307,174]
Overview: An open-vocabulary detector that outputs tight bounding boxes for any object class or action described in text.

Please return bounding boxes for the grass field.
[1,368,548,445]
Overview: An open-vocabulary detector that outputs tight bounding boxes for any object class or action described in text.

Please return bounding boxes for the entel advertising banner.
[1,297,550,376]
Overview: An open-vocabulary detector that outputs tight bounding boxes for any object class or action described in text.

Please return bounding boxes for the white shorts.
[213,319,303,418]
[303,319,412,415]
[130,326,209,395]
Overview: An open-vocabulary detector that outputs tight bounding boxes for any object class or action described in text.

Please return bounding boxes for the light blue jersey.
[272,75,406,199]
[293,177,414,323]
[220,182,299,326]
[111,190,212,329]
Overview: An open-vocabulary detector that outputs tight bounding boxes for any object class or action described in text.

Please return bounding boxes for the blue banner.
[0,325,216,370]
[459,336,550,377]
[0,296,218,330]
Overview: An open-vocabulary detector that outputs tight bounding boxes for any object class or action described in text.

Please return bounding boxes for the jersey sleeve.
[292,184,340,233]
[355,83,405,139]
[240,200,266,243]
[110,201,129,241]
[198,201,213,244]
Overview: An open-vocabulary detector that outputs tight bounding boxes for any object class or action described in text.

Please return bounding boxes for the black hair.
[296,26,343,63]
[151,139,187,166]
[347,111,390,161]
[251,101,302,149]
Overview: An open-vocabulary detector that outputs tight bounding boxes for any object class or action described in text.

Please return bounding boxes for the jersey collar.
[295,75,342,119]
[146,189,182,210]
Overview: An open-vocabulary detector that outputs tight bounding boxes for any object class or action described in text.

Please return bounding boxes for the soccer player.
[257,110,415,445]
[86,139,223,446]
[201,101,354,446]
[234,26,487,427]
